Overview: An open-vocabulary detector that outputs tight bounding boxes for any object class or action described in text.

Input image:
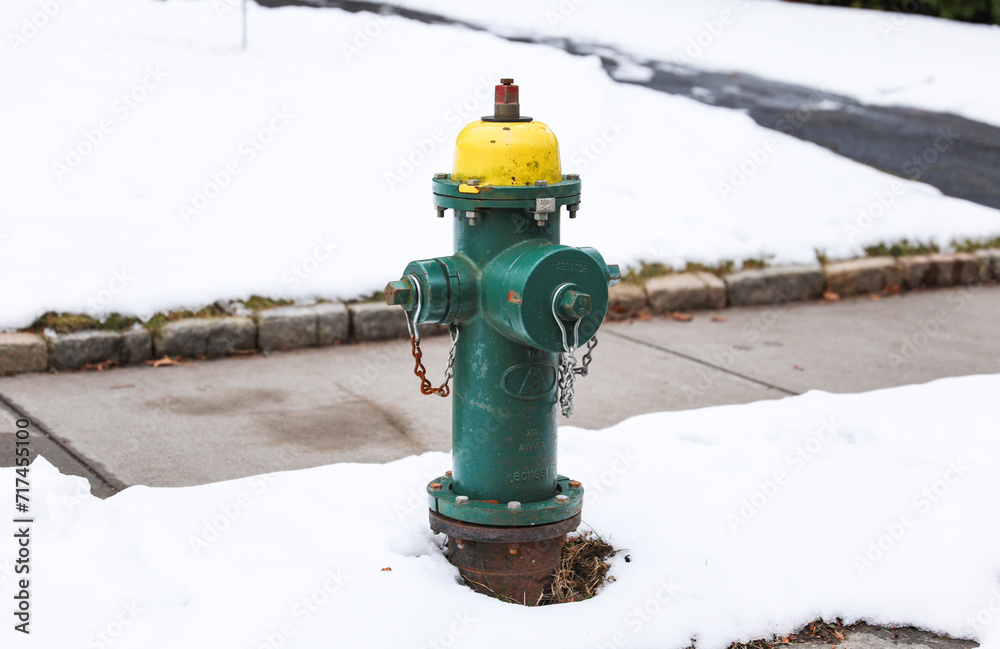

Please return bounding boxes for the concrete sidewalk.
[1,284,998,496]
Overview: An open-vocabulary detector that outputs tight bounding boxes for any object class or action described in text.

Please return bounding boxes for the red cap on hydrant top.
[495,78,518,104]
[492,78,521,120]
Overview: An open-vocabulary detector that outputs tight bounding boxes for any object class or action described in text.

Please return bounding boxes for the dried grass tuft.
[539,533,617,605]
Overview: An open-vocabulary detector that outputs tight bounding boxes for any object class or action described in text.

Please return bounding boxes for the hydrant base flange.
[430,509,581,605]
[427,475,583,527]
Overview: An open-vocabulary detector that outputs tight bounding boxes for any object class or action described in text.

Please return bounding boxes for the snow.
[391,0,1000,128]
[2,0,999,330]
[3,375,999,648]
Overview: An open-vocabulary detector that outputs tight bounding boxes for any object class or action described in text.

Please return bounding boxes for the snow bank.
[3,375,999,648]
[2,0,998,330]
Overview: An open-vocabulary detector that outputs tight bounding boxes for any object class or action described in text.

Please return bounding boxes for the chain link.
[557,349,578,417]
[441,323,459,388]
[405,323,459,397]
[402,274,459,398]
[551,285,598,418]
[574,336,597,377]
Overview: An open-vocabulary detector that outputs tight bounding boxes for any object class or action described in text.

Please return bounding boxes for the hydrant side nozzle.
[384,279,414,310]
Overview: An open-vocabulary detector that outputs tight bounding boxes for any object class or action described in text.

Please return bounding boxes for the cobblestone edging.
[1,250,998,376]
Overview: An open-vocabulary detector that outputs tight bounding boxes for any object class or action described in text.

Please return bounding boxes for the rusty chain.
[403,274,459,397]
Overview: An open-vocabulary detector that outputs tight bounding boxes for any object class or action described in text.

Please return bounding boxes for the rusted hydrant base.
[430,510,581,605]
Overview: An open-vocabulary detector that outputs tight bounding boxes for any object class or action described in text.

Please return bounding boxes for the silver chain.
[551,284,598,418]
[441,323,459,390]
[575,336,597,377]
[557,350,578,417]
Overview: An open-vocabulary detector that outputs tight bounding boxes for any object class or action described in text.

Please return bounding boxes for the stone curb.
[348,302,447,342]
[646,271,725,313]
[1,250,997,376]
[824,257,902,296]
[725,265,825,307]
[977,249,1000,280]
[0,300,449,375]
[154,316,257,359]
[49,330,122,371]
[257,303,350,351]
[608,283,649,320]
[0,333,48,377]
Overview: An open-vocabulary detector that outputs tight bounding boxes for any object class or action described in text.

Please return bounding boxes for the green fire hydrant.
[385,78,619,604]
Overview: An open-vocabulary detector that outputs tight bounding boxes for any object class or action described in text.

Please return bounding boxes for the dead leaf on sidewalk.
[794,365,804,371]
[81,360,120,372]
[381,567,392,572]
[711,314,727,322]
[670,312,693,322]
[822,290,840,301]
[146,356,189,368]
[869,293,881,301]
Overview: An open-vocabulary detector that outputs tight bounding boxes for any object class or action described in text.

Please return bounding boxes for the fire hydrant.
[385,78,619,604]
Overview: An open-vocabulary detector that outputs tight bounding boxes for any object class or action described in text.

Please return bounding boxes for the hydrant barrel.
[452,316,560,503]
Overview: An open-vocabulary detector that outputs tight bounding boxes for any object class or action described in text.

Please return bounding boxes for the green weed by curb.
[29,312,140,335]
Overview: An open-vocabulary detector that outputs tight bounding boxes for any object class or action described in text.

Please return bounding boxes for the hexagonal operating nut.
[557,288,593,320]
[607,264,622,287]
[384,279,413,309]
